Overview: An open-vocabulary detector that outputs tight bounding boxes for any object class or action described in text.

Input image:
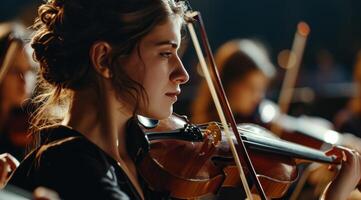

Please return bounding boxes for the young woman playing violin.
[6,0,361,199]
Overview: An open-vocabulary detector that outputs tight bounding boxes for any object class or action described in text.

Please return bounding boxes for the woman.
[191,39,275,125]
[7,0,361,199]
[10,0,189,199]
[0,22,35,160]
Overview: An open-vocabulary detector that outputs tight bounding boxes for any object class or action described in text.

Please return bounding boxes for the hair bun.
[38,4,64,30]
[32,31,69,86]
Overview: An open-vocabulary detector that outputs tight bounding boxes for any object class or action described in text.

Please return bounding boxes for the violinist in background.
[6,1,361,199]
[191,39,275,125]
[0,22,36,160]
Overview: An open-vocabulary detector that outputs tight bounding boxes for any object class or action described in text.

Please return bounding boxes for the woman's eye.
[160,52,172,58]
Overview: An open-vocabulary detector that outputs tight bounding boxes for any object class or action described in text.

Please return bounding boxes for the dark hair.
[191,39,275,123]
[221,52,261,91]
[29,0,187,149]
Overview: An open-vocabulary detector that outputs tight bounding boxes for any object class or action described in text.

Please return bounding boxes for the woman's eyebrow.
[154,40,178,49]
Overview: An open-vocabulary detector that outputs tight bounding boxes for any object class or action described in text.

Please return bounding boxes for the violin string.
[197,122,268,137]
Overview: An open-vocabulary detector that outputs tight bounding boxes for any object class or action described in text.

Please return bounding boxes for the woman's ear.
[89,41,112,79]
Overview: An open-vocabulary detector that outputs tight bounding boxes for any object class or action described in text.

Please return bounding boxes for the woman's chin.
[141,107,173,120]
[156,108,173,120]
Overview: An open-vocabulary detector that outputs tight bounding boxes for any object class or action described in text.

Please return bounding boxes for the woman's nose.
[171,56,189,84]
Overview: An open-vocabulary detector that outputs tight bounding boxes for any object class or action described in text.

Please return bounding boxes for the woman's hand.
[0,153,19,189]
[321,146,361,200]
[33,187,60,200]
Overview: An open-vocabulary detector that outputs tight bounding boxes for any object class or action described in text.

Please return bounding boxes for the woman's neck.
[64,88,133,161]
[64,87,145,199]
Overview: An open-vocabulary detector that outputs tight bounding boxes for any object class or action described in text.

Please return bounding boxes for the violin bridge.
[204,122,222,146]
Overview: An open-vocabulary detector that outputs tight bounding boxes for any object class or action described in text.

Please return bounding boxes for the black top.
[8,125,167,200]
[0,107,30,160]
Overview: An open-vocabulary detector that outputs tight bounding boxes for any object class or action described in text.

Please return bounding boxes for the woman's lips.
[165,91,180,102]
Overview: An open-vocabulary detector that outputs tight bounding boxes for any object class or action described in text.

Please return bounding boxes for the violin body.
[126,114,337,199]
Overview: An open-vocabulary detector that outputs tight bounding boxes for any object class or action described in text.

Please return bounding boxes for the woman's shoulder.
[8,126,133,199]
[8,126,109,190]
[33,125,108,165]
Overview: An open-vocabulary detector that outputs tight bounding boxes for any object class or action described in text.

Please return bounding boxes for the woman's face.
[123,16,189,119]
[228,70,269,115]
[0,47,31,109]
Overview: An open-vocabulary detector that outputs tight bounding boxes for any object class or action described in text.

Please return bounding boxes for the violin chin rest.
[137,115,159,129]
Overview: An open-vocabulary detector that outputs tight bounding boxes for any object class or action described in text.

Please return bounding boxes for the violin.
[259,99,361,151]
[126,113,341,199]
